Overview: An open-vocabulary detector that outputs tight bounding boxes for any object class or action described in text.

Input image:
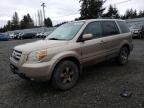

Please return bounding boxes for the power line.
[114,0,131,5]
[105,0,131,7]
[56,0,132,19]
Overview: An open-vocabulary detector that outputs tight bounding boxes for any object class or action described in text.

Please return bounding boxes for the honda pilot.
[10,19,133,90]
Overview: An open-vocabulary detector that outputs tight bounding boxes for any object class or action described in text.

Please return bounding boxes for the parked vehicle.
[10,19,133,90]
[12,32,21,39]
[130,24,144,39]
[36,32,43,38]
[36,31,53,38]
[0,34,10,41]
[19,33,36,39]
[9,33,16,39]
[42,31,52,38]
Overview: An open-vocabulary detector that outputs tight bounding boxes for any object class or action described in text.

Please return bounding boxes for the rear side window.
[101,21,120,37]
[117,21,130,33]
[83,21,102,39]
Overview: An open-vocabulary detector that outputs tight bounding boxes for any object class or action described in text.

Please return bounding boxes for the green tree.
[6,20,12,31]
[103,5,120,18]
[20,14,34,29]
[11,12,19,30]
[45,17,53,27]
[79,0,106,19]
[138,10,144,18]
[122,9,138,19]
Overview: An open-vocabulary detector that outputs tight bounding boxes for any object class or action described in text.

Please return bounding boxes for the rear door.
[100,21,121,58]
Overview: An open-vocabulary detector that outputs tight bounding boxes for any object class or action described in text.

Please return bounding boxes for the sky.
[0,0,144,27]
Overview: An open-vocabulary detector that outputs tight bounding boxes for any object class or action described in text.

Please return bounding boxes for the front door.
[80,21,105,64]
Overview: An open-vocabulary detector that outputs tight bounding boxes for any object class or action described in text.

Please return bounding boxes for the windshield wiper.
[48,37,66,40]
[48,38,60,40]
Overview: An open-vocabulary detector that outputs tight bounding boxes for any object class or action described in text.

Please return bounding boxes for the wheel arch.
[121,44,130,55]
[50,55,81,80]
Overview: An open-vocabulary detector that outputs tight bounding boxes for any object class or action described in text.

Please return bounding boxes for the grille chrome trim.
[12,50,22,62]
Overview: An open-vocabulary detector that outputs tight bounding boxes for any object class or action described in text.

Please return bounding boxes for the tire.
[117,47,129,65]
[138,33,142,39]
[51,60,79,91]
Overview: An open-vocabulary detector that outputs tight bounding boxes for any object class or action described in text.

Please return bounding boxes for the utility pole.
[41,2,46,26]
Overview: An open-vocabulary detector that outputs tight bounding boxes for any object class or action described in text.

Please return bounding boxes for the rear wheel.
[138,33,142,39]
[117,47,129,65]
[51,60,79,90]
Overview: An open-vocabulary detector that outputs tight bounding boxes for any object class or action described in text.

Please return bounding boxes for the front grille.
[12,50,22,61]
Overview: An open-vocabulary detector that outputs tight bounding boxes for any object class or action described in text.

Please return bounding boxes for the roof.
[74,19,125,23]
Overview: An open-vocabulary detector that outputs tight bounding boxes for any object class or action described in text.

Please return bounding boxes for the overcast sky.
[0,0,144,27]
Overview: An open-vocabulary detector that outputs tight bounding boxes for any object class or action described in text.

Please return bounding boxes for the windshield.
[46,22,84,40]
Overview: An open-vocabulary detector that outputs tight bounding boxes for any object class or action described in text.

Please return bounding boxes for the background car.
[42,31,52,38]
[36,31,53,38]
[0,34,10,41]
[130,24,144,39]
[12,32,21,39]
[19,33,36,39]
[36,32,44,38]
[9,33,16,39]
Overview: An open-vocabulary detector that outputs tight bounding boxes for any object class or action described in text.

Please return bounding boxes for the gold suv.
[10,19,133,90]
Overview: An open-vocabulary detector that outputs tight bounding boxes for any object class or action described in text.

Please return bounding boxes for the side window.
[101,21,120,37]
[117,21,130,33]
[83,22,102,39]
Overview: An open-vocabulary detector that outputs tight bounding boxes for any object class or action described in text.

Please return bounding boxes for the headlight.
[28,49,47,62]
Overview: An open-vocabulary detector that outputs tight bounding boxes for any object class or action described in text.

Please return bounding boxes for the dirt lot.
[0,39,144,108]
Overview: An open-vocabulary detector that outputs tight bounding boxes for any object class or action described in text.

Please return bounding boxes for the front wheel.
[138,33,142,39]
[117,47,129,65]
[51,60,79,91]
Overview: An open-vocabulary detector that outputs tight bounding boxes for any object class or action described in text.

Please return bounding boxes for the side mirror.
[82,34,93,41]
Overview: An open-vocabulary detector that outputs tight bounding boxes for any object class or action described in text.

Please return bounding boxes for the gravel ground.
[0,39,144,108]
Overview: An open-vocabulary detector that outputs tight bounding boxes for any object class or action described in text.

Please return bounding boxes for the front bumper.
[10,57,55,81]
[132,31,141,38]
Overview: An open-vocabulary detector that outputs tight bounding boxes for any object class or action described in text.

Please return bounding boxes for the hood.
[130,28,139,31]
[14,40,68,54]
[130,28,140,31]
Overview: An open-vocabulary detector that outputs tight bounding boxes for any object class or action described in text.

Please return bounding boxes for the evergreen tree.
[138,10,144,17]
[103,5,120,18]
[11,12,19,30]
[79,0,106,19]
[133,9,137,18]
[20,14,34,29]
[45,17,53,27]
[6,20,12,31]
[122,9,138,19]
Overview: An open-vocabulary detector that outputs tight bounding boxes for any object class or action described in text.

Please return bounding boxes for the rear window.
[117,21,130,33]
[101,21,120,37]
